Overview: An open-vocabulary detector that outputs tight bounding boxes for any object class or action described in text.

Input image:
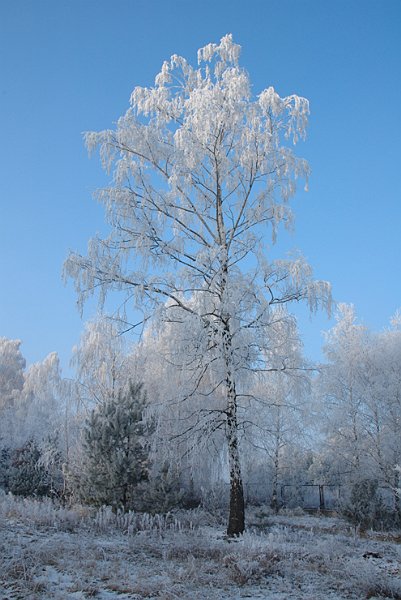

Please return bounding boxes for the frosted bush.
[0,493,212,538]
[343,557,401,599]
[222,554,261,585]
[92,504,196,534]
[0,493,91,530]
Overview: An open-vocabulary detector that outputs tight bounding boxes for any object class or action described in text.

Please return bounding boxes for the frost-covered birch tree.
[65,34,331,535]
[0,337,26,448]
[71,315,133,409]
[317,304,369,481]
[0,337,25,411]
[361,316,401,511]
[242,321,310,511]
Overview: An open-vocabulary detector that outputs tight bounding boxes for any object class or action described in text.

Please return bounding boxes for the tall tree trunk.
[271,436,280,514]
[222,317,245,536]
[216,166,245,535]
[226,385,245,535]
[394,464,401,516]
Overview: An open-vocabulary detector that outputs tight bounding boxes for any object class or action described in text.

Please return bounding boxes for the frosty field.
[1,495,400,600]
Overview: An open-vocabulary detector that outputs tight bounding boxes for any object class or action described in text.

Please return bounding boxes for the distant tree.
[0,337,25,410]
[0,337,26,447]
[361,316,401,511]
[317,304,368,480]
[19,353,65,442]
[71,315,133,409]
[65,34,331,535]
[0,338,26,446]
[232,315,310,509]
[247,374,309,511]
[78,382,152,511]
[0,344,74,497]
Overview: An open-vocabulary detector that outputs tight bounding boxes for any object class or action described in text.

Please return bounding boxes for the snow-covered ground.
[1,495,400,599]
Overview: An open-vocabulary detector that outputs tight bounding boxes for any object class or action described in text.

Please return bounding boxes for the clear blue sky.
[1,0,400,372]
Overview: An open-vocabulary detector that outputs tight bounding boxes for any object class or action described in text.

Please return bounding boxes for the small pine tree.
[342,479,395,530]
[0,446,11,492]
[138,462,185,514]
[9,440,52,498]
[79,382,152,511]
